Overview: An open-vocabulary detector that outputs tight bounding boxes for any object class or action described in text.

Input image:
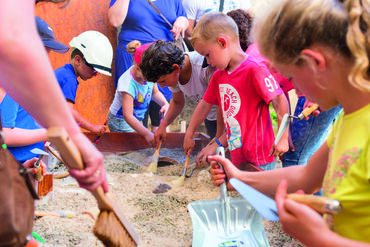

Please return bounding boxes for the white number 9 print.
[265,75,279,92]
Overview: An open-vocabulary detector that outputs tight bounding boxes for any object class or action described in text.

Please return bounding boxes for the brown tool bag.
[0,121,39,246]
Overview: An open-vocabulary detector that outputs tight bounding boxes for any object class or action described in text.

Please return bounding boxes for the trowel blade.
[274,113,290,145]
[30,148,49,156]
[230,178,279,221]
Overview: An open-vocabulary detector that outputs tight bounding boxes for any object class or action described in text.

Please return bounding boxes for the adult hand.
[23,157,46,176]
[91,124,106,135]
[183,132,195,155]
[196,142,218,167]
[208,154,240,190]
[172,16,188,40]
[154,123,167,147]
[67,132,109,193]
[144,131,155,147]
[275,180,330,245]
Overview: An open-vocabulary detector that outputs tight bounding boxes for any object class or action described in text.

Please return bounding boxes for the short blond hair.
[191,12,239,46]
[257,0,370,92]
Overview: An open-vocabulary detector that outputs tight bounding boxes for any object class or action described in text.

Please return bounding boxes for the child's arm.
[67,102,106,135]
[270,93,290,157]
[151,83,169,115]
[184,99,213,154]
[121,92,155,147]
[209,141,329,195]
[107,0,130,28]
[154,91,186,145]
[275,180,370,247]
[3,128,47,147]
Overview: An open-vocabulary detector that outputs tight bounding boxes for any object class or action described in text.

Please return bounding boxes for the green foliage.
[269,104,278,134]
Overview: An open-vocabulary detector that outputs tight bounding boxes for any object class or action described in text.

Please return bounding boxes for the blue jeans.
[259,160,276,171]
[107,111,135,132]
[283,97,342,167]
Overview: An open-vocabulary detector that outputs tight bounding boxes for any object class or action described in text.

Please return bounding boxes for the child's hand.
[154,123,167,146]
[269,138,289,157]
[196,142,218,167]
[144,131,155,147]
[23,157,47,176]
[303,100,321,119]
[160,103,169,117]
[208,155,239,190]
[183,133,195,155]
[91,124,106,135]
[275,180,329,245]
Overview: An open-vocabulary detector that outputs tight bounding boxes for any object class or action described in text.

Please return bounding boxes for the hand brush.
[47,127,139,246]
[172,152,190,187]
[146,140,162,173]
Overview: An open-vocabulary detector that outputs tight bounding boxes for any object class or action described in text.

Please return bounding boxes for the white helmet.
[69,31,113,76]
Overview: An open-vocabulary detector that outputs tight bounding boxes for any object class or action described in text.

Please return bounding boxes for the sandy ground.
[33,148,303,247]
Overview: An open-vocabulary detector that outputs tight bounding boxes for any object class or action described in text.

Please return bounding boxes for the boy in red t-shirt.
[183,12,290,171]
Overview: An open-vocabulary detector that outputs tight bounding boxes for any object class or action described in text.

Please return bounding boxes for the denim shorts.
[282,97,342,167]
[259,160,276,171]
[107,111,135,132]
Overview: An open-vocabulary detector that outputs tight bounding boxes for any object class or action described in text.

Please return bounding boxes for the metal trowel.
[230,178,342,222]
[274,103,319,144]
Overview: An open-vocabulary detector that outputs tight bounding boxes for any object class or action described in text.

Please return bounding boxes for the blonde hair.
[191,12,239,46]
[257,0,370,92]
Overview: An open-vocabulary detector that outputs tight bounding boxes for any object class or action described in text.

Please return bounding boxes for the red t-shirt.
[203,57,282,166]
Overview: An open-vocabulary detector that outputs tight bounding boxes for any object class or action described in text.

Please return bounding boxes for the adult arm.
[209,141,329,196]
[121,92,155,146]
[154,90,185,145]
[0,0,108,192]
[270,93,290,157]
[108,0,130,27]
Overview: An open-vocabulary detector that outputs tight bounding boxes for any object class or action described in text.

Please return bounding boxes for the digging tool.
[47,127,139,246]
[172,152,190,187]
[146,140,162,173]
[188,147,269,247]
[30,148,49,182]
[45,142,70,179]
[230,178,342,222]
[274,103,320,145]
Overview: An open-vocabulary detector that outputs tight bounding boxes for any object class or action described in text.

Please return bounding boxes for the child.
[107,41,169,147]
[139,40,220,143]
[54,31,113,135]
[0,16,69,164]
[184,12,290,171]
[209,0,370,245]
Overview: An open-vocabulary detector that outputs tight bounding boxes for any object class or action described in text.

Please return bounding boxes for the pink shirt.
[203,57,282,166]
[246,43,294,95]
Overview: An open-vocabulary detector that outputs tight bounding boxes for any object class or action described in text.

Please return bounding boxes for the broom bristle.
[172,175,185,187]
[146,161,158,173]
[93,210,137,247]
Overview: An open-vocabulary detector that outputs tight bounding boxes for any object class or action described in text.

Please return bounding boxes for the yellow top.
[323,104,370,242]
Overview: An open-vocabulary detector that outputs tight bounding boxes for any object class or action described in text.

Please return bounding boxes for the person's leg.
[148,101,162,132]
[203,119,217,139]
[142,109,149,128]
[114,45,133,88]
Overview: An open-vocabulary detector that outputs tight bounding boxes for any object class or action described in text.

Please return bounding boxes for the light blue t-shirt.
[0,94,44,163]
[109,66,154,121]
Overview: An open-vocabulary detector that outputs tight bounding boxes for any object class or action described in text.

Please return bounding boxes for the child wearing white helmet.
[54,31,113,135]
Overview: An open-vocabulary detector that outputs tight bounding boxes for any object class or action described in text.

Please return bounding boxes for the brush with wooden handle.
[172,152,190,187]
[47,127,139,246]
[146,140,162,173]
[288,194,342,215]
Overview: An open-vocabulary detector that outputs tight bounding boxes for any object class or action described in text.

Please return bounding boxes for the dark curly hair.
[139,40,185,82]
[227,9,254,51]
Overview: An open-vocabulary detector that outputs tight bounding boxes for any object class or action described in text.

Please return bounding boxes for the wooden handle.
[288,194,342,214]
[154,140,162,156]
[47,127,113,211]
[184,153,190,169]
[35,166,43,182]
[298,103,319,120]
